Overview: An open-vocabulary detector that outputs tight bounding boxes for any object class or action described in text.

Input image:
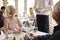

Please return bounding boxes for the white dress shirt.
[35,0,52,15]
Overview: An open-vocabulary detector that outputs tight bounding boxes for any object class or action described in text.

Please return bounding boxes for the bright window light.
[18,0,24,18]
[7,0,15,8]
[0,0,3,8]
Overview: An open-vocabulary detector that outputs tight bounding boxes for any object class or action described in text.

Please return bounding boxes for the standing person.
[0,6,5,34]
[34,0,52,33]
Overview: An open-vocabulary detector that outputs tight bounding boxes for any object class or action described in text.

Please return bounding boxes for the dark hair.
[1,6,5,9]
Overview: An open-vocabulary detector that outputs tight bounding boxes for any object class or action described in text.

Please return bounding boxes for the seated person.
[29,7,35,21]
[32,1,60,40]
[4,5,22,34]
[0,6,5,34]
[28,8,36,26]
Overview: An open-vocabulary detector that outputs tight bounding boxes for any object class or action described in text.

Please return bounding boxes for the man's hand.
[24,35,29,40]
[35,6,52,13]
[35,8,40,13]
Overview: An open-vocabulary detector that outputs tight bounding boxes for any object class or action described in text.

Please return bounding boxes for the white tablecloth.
[0,28,48,40]
[0,31,26,40]
[29,31,48,36]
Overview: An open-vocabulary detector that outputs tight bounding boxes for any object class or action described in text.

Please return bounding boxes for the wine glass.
[34,27,38,33]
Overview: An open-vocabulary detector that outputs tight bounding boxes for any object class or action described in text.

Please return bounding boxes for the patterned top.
[4,17,22,34]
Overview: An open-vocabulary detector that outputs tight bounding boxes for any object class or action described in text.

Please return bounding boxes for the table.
[29,30,49,36]
[0,31,26,40]
[0,27,49,40]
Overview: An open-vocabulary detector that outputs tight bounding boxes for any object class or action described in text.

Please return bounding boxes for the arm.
[48,30,60,40]
[38,34,51,40]
[34,0,38,9]
[34,0,41,13]
[16,18,23,32]
[35,7,52,13]
[38,31,60,40]
[41,7,52,12]
[17,18,22,27]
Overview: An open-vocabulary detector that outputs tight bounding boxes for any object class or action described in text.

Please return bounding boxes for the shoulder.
[53,28,60,37]
[54,25,60,32]
[53,29,60,39]
[4,17,9,22]
[48,30,60,40]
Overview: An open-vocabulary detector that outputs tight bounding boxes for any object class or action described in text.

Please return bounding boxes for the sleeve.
[17,18,22,27]
[48,30,60,40]
[34,0,39,10]
[34,0,37,7]
[37,27,60,40]
[3,18,9,33]
[38,34,51,40]
[0,14,3,23]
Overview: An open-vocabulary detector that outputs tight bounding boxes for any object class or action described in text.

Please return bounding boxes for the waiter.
[34,0,52,33]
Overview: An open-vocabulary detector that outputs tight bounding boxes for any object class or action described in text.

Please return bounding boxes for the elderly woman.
[32,1,60,40]
[4,5,22,34]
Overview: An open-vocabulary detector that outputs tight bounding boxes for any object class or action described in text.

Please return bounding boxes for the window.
[53,0,59,6]
[7,0,35,18]
[0,0,3,8]
[7,0,15,7]
[18,0,24,18]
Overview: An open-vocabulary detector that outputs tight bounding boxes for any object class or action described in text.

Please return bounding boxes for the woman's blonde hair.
[52,1,60,24]
[6,5,15,17]
[29,7,34,15]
